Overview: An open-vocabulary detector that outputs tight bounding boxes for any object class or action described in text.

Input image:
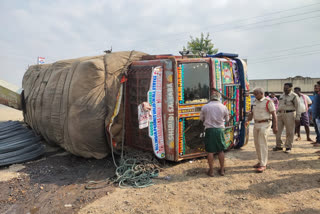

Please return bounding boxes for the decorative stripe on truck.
[148,66,165,159]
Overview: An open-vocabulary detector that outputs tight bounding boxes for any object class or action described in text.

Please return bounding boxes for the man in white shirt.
[200,91,229,177]
[294,87,313,141]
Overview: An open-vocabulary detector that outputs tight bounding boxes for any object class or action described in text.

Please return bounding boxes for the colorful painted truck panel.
[124,54,249,161]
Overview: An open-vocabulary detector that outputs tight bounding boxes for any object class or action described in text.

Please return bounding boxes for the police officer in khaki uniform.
[249,88,278,172]
[274,83,300,153]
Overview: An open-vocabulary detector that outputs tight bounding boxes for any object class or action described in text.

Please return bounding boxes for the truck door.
[234,59,250,148]
[210,57,249,148]
[125,59,176,161]
[177,60,210,159]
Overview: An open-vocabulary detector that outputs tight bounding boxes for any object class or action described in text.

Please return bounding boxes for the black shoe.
[284,148,291,153]
[273,147,283,151]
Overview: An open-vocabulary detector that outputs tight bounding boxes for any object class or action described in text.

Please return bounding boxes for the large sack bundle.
[22,51,147,159]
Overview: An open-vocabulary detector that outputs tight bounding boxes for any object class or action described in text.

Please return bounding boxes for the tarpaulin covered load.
[22,51,147,159]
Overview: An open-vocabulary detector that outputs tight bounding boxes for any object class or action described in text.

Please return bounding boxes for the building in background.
[0,79,21,110]
[250,76,319,95]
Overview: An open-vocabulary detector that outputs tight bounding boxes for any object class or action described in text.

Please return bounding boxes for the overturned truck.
[22,51,251,161]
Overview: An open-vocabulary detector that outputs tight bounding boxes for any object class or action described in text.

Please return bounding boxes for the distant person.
[313,84,318,96]
[264,91,270,98]
[270,92,279,110]
[273,83,300,153]
[312,81,320,147]
[200,91,229,177]
[293,87,312,141]
[309,85,318,129]
[248,88,277,173]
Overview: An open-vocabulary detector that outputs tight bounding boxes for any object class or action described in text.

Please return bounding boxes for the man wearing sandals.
[274,83,300,153]
[200,91,229,177]
[248,88,278,173]
[293,87,312,142]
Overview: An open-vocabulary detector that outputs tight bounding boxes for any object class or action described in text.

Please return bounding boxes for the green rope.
[114,158,159,188]
[85,153,160,189]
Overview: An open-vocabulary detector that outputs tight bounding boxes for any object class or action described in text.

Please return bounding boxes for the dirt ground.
[0,106,116,214]
[1,105,320,214]
[0,105,23,122]
[78,130,320,214]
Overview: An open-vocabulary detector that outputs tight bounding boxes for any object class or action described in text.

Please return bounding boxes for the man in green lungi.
[200,91,229,177]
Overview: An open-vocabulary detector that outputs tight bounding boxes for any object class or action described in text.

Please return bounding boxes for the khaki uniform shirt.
[278,91,300,120]
[252,97,275,122]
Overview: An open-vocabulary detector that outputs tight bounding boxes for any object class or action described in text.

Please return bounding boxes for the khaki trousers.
[253,122,271,166]
[276,112,296,149]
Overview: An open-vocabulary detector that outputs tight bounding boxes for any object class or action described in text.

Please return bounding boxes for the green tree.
[183,32,218,57]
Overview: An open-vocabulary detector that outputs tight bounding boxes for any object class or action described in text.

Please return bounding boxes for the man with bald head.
[249,88,278,172]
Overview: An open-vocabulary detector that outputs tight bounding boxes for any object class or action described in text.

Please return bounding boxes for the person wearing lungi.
[293,87,312,141]
[200,91,229,177]
[273,83,301,153]
[248,88,278,173]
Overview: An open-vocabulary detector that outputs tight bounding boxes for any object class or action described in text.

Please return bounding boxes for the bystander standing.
[312,81,320,148]
[200,91,229,177]
[273,83,300,153]
[270,92,279,111]
[248,88,278,173]
[294,87,312,141]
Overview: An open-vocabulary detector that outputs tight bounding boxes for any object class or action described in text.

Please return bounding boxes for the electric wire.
[130,2,320,44]
[249,50,320,65]
[242,41,320,59]
[135,13,320,53]
[233,14,320,32]
[249,47,320,62]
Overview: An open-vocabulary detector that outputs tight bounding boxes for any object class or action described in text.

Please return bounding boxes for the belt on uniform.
[278,110,295,113]
[255,119,271,123]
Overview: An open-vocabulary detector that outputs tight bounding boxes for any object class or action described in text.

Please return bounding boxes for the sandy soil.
[78,128,320,214]
[0,105,320,214]
[0,104,23,122]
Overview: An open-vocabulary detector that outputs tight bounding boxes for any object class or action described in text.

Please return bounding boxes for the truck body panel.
[124,55,250,161]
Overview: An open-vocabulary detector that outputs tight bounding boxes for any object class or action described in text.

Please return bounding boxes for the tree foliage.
[184,32,218,57]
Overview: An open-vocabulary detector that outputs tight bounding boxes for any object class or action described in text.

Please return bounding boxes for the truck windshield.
[181,62,210,104]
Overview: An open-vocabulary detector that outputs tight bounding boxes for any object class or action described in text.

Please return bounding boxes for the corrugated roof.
[0,79,21,94]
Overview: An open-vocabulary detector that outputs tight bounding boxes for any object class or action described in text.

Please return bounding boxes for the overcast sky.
[1,0,320,87]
